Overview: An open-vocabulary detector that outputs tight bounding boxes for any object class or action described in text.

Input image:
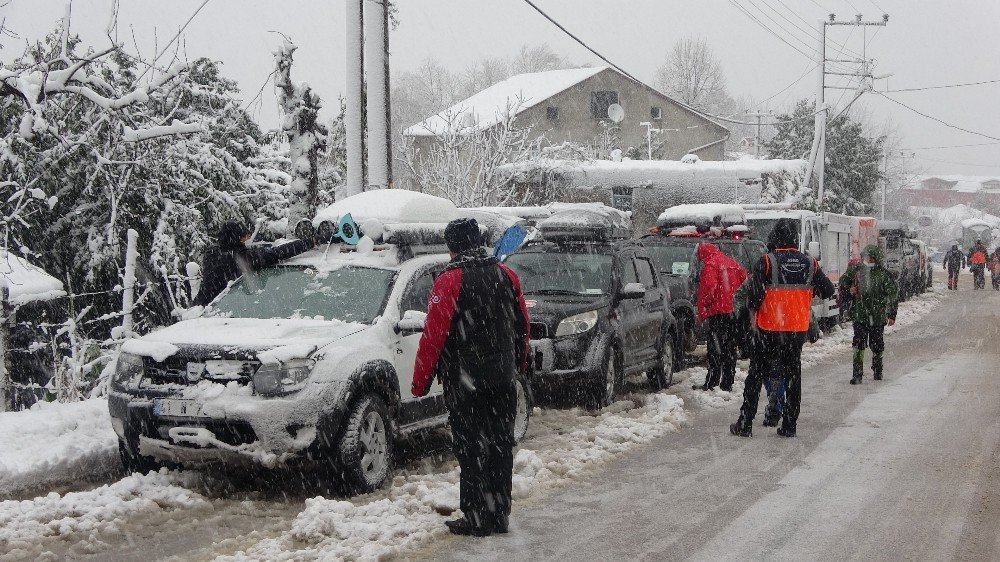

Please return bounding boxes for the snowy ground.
[0,286,945,561]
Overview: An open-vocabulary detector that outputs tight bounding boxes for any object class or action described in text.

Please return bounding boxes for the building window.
[651,106,662,120]
[591,91,619,118]
[546,106,559,120]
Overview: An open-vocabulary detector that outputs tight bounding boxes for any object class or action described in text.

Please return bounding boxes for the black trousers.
[447,362,516,531]
[947,267,960,289]
[742,334,804,430]
[852,322,885,354]
[705,313,737,390]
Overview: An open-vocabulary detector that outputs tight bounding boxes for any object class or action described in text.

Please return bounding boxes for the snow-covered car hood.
[138,317,368,354]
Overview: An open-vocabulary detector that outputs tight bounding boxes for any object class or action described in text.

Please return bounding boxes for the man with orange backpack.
[968,240,988,290]
[730,219,835,438]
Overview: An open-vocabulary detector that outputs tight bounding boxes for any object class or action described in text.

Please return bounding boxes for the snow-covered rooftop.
[912,175,1000,193]
[313,190,458,227]
[0,251,66,305]
[403,67,607,137]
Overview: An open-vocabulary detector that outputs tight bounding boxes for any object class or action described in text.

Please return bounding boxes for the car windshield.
[885,236,901,250]
[505,251,614,296]
[212,266,396,323]
[645,244,696,275]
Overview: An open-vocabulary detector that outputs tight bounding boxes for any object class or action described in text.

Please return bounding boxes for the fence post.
[121,229,138,339]
[0,285,10,412]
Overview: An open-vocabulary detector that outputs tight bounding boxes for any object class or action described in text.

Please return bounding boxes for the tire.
[680,313,698,353]
[118,439,162,475]
[648,332,675,391]
[513,377,531,444]
[338,395,393,494]
[586,346,620,410]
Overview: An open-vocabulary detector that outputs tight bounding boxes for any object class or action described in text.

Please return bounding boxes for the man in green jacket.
[839,245,899,384]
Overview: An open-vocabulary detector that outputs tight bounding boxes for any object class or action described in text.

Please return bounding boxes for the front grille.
[529,322,550,339]
[143,357,259,386]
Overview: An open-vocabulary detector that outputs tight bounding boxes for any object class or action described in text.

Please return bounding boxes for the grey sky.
[4,0,1000,176]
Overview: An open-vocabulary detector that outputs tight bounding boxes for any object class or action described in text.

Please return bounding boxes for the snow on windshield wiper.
[525,288,587,296]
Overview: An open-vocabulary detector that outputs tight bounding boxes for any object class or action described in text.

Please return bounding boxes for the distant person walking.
[693,242,748,392]
[839,245,899,384]
[412,218,530,537]
[730,218,834,438]
[990,248,1000,291]
[968,240,988,290]
[943,244,965,290]
[195,220,312,306]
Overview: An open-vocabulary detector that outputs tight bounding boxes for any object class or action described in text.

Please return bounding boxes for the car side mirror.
[395,310,427,335]
[621,282,646,299]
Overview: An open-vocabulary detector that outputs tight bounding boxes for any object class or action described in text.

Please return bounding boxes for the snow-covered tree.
[274,39,327,234]
[762,99,885,214]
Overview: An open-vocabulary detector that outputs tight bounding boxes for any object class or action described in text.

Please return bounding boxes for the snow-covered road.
[0,282,960,561]
[422,280,1000,561]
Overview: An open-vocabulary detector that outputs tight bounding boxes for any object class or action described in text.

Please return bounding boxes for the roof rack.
[537,207,632,242]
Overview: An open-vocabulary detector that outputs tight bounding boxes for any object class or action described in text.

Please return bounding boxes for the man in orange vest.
[968,240,988,290]
[730,218,835,438]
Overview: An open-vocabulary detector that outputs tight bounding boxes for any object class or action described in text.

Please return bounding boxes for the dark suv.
[640,228,766,354]
[503,208,679,409]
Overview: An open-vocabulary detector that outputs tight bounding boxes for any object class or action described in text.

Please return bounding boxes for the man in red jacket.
[694,242,748,392]
[412,218,530,537]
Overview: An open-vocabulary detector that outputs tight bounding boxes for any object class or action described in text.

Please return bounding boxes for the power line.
[880,93,1000,142]
[884,78,1000,93]
[902,141,1000,150]
[913,155,1000,169]
[767,0,863,60]
[752,62,819,109]
[728,0,817,61]
[519,0,642,84]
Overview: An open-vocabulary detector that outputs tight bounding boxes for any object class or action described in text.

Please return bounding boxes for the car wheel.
[513,377,531,443]
[118,439,162,475]
[587,347,620,410]
[339,395,393,494]
[648,333,675,391]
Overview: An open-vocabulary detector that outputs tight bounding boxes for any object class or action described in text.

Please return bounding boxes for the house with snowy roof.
[403,66,730,164]
[902,175,1000,209]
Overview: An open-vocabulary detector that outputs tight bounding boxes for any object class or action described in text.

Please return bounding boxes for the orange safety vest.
[756,252,815,333]
[971,251,987,265]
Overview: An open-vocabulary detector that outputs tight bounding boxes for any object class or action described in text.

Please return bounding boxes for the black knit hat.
[219,220,250,250]
[767,218,799,249]
[444,217,481,253]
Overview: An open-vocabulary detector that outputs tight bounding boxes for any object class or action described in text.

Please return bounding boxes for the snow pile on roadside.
[0,398,119,499]
[0,471,210,559]
[214,393,688,561]
[672,366,748,410]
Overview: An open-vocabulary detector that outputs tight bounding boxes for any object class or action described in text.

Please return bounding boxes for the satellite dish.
[607,103,625,123]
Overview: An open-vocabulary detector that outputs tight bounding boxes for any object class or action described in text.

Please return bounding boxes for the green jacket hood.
[863,244,884,265]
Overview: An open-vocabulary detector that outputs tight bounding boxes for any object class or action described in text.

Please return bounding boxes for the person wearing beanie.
[195,219,312,306]
[730,217,835,438]
[412,217,530,536]
[839,245,898,384]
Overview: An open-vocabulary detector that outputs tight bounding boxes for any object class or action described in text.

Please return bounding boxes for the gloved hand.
[887,318,895,326]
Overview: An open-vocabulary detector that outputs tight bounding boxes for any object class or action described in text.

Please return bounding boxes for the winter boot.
[850,348,864,385]
[777,424,796,437]
[729,418,752,437]
[872,352,883,381]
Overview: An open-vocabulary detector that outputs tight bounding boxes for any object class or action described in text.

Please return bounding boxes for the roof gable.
[404,66,607,137]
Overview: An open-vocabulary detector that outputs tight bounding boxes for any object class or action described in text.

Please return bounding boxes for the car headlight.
[253,359,315,396]
[114,352,144,386]
[555,310,600,337]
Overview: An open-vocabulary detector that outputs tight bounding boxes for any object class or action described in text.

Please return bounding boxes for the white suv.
[108,193,531,493]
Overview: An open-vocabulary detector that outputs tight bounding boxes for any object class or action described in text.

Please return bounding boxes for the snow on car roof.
[312,190,458,227]
[282,244,404,271]
[0,250,67,305]
[658,204,745,226]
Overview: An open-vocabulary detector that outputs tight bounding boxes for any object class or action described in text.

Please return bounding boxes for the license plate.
[153,398,207,418]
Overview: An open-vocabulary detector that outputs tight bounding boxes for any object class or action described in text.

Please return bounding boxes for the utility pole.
[807,13,889,212]
[365,0,390,190]
[745,111,771,158]
[344,0,366,197]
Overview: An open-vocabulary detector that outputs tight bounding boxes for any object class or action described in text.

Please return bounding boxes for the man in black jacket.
[943,244,965,290]
[730,218,835,438]
[195,220,312,306]
[412,218,530,537]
